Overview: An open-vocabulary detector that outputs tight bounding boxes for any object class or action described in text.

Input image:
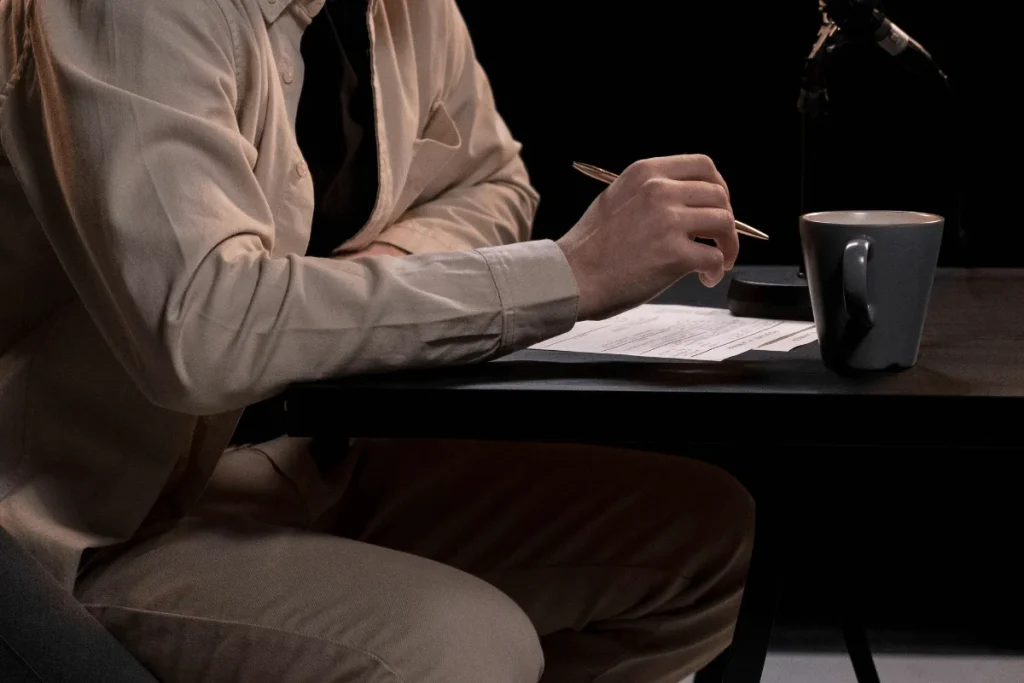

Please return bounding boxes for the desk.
[285,266,1024,683]
[287,267,1024,449]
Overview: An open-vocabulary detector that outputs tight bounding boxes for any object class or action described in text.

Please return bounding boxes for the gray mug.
[799,210,944,373]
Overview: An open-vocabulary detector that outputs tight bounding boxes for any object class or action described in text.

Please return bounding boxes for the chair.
[0,526,159,683]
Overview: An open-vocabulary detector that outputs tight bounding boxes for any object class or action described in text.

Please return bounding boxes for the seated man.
[0,0,752,681]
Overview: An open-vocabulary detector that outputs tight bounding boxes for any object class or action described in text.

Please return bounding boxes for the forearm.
[148,241,575,414]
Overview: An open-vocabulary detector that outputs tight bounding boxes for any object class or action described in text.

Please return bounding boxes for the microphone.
[822,0,948,85]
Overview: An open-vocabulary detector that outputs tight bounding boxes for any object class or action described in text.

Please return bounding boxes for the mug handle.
[843,238,875,329]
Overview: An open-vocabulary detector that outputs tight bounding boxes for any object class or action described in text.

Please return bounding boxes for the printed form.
[531,305,817,362]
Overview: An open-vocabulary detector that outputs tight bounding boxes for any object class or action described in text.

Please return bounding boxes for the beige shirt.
[0,0,579,587]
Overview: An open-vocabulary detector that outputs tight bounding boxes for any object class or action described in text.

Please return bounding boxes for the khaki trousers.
[75,437,754,683]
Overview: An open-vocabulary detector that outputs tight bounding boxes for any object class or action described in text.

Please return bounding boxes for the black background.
[458,1,1024,651]
[459,0,1022,268]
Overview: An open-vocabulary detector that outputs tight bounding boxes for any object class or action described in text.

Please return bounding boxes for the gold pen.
[572,162,769,241]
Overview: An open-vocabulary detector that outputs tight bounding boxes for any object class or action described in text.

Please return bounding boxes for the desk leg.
[836,453,881,683]
[712,492,784,683]
[842,612,881,683]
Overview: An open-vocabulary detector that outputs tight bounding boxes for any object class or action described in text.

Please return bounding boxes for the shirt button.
[281,67,294,85]
[296,161,308,178]
[268,0,277,4]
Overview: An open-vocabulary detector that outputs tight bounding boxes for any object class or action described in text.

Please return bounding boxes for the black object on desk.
[285,266,1024,683]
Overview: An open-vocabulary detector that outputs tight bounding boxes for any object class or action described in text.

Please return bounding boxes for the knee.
[651,458,755,589]
[411,572,544,683]
[698,463,755,586]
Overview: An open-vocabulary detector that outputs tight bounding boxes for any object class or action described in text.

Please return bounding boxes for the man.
[0,0,752,681]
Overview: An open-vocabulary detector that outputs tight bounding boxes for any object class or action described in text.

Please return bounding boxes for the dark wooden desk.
[285,267,1024,683]
[287,268,1024,449]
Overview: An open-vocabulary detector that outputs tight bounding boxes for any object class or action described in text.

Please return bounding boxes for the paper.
[531,304,817,362]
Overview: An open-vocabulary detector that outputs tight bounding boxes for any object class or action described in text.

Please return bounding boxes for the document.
[531,304,818,362]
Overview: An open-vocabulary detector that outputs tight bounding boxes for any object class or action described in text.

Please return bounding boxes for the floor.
[682,652,1024,682]
[760,653,1024,683]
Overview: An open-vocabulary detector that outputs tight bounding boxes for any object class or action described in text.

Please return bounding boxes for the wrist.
[556,237,595,321]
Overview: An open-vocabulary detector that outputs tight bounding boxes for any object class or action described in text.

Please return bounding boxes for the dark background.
[460,0,1022,268]
[459,0,1024,653]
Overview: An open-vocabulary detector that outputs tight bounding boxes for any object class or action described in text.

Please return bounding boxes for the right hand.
[557,154,739,320]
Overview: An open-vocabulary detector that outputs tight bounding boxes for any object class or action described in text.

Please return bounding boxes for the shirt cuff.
[477,239,579,352]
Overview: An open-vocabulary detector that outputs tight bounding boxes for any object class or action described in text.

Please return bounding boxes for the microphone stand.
[726,16,841,321]
[797,17,842,276]
[727,1,960,319]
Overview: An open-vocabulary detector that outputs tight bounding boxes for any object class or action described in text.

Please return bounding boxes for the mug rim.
[801,210,944,227]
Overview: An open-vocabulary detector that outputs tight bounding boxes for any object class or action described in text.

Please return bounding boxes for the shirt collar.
[258,0,376,25]
[258,0,326,25]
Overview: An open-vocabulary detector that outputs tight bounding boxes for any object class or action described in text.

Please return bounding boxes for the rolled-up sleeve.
[3,0,577,415]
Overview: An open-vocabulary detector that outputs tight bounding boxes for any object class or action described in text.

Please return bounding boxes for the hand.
[344,242,409,259]
[557,154,739,321]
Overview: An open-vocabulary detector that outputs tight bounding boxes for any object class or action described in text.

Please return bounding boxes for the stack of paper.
[531,304,817,362]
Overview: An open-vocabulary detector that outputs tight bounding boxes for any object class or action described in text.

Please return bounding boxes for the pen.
[572,161,769,241]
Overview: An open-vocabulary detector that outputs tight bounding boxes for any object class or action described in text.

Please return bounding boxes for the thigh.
[76,517,543,683]
[324,440,754,635]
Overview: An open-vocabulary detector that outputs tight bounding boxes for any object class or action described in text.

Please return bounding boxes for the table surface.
[285,267,1024,448]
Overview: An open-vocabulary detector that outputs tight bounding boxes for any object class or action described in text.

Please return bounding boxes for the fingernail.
[699,272,722,288]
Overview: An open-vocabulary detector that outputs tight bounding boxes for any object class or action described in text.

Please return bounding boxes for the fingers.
[637,179,737,269]
[687,207,740,271]
[682,240,727,288]
[659,204,738,272]
[628,154,731,200]
[622,154,738,289]
[640,178,731,210]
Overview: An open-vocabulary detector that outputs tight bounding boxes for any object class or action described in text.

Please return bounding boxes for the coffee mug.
[799,210,944,372]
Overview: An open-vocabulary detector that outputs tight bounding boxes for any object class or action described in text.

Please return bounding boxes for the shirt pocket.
[394,101,462,216]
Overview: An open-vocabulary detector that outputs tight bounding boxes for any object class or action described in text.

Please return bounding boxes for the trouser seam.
[0,633,46,682]
[83,603,407,683]
[478,563,694,583]
[249,445,314,527]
